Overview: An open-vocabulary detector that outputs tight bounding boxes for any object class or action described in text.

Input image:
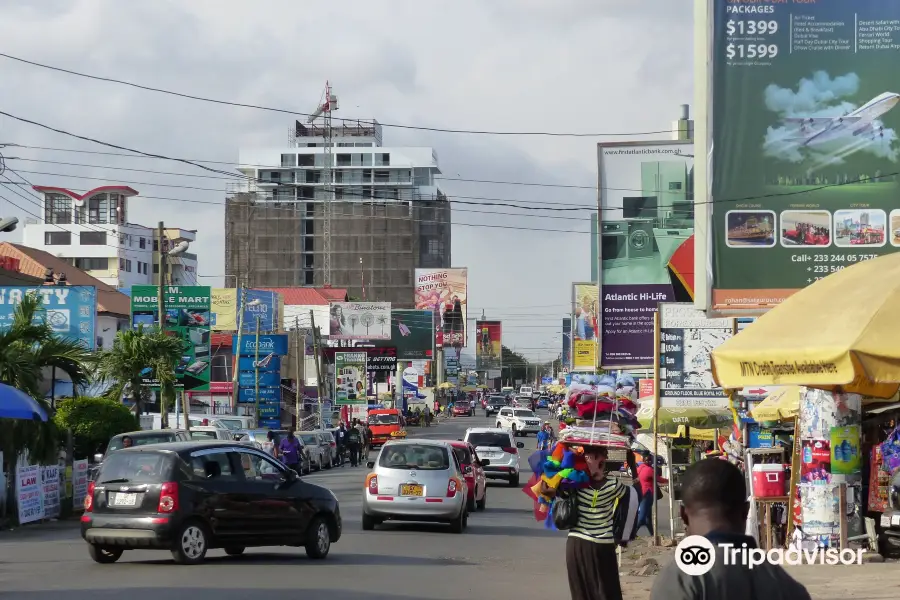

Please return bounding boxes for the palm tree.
[95,326,184,424]
[0,294,93,517]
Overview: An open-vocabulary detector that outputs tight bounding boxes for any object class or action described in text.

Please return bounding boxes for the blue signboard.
[257,402,281,418]
[238,355,282,372]
[259,417,281,429]
[541,376,553,385]
[0,286,98,350]
[240,289,280,334]
[238,370,281,387]
[238,386,282,404]
[233,334,289,357]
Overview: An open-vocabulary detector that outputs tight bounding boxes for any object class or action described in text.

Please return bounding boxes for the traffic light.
[0,217,18,233]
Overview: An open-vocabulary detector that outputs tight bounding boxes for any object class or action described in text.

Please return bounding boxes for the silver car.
[298,431,332,470]
[362,439,469,533]
[463,428,524,487]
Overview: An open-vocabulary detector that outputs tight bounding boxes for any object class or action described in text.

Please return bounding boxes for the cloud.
[762,71,898,164]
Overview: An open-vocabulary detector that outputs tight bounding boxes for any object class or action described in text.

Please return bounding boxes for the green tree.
[94,326,184,424]
[53,397,139,459]
[0,294,93,517]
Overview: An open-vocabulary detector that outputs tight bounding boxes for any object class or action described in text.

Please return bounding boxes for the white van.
[519,386,533,397]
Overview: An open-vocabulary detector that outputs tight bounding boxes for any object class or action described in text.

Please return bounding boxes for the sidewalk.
[0,516,81,542]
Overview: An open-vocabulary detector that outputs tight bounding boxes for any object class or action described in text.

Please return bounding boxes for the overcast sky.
[0,0,693,360]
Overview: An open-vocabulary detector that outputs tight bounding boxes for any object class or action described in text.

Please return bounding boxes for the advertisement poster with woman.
[414,268,468,348]
[475,320,502,371]
[571,283,599,341]
[334,352,367,405]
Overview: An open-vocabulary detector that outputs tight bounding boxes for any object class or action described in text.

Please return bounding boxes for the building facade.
[225,120,451,306]
[23,186,199,288]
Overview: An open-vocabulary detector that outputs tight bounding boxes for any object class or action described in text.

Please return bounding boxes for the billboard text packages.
[414,268,467,346]
[597,142,693,368]
[710,0,900,309]
[130,285,211,391]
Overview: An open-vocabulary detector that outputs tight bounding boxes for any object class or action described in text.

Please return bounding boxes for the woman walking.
[541,445,628,600]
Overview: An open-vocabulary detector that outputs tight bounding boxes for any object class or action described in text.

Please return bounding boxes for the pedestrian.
[636,451,666,535]
[536,422,552,450]
[278,428,304,474]
[540,445,627,600]
[261,430,278,458]
[346,420,362,466]
[650,459,811,600]
[335,421,347,466]
[424,403,432,427]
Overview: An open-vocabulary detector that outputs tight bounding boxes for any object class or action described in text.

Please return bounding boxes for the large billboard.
[334,351,367,405]
[562,317,572,370]
[240,289,281,333]
[131,285,211,391]
[210,288,236,331]
[368,309,434,360]
[708,0,900,310]
[475,320,502,371]
[571,282,598,372]
[414,268,468,347]
[598,141,692,368]
[329,302,391,340]
[233,333,287,428]
[0,286,98,349]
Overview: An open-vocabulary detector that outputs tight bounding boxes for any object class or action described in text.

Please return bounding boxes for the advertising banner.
[131,285,211,391]
[572,339,597,372]
[72,459,88,509]
[0,286,98,349]
[240,289,281,333]
[334,352,367,405]
[41,465,60,519]
[657,303,735,408]
[324,346,397,372]
[598,141,692,368]
[210,288,237,331]
[710,0,900,309]
[233,334,289,357]
[233,333,286,411]
[475,320,502,371]
[415,268,468,347]
[282,304,330,336]
[562,317,572,369]
[368,309,434,360]
[16,464,43,525]
[328,302,391,340]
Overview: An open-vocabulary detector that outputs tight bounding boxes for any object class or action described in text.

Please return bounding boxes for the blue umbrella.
[0,383,49,421]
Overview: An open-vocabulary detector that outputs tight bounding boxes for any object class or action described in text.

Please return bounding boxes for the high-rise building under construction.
[225,119,450,306]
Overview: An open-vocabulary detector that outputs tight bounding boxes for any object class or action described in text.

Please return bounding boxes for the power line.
[0,53,674,138]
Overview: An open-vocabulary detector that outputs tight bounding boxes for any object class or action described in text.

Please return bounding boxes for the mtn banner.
[329,302,391,340]
[475,320,502,371]
[131,285,211,391]
[414,268,467,347]
[708,0,900,310]
[369,309,434,360]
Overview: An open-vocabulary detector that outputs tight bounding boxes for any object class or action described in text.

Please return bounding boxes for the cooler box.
[752,464,786,498]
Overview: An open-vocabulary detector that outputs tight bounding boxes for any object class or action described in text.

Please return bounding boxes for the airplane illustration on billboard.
[784,92,900,146]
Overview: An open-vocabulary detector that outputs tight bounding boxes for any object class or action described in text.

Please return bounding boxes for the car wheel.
[171,520,210,565]
[362,512,377,531]
[449,507,466,534]
[304,516,331,559]
[476,487,487,511]
[88,544,123,564]
[508,474,520,488]
[224,546,245,556]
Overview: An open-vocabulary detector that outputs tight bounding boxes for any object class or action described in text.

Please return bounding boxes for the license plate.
[112,492,137,506]
[400,484,423,497]
[882,514,890,528]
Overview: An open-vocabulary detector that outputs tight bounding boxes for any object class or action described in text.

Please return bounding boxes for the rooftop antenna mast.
[308,82,339,285]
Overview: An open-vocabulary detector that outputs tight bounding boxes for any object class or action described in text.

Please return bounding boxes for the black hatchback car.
[81,441,341,565]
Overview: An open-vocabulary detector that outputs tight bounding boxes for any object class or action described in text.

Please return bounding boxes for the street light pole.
[232,288,248,411]
[254,314,261,423]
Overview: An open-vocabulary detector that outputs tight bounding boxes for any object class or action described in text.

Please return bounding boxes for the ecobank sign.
[233,334,288,357]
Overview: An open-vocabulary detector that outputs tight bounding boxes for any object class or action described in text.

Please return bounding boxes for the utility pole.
[254,314,261,423]
[310,310,326,429]
[157,221,167,427]
[294,316,303,428]
[231,287,248,411]
[308,82,338,285]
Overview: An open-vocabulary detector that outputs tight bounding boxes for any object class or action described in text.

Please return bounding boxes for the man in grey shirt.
[651,459,811,600]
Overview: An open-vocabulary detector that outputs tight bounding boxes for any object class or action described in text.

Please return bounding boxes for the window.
[139,237,146,249]
[125,260,132,272]
[414,168,432,186]
[153,239,159,251]
[281,153,297,167]
[377,153,390,166]
[466,432,513,448]
[189,451,237,481]
[374,170,389,183]
[98,452,172,484]
[427,239,444,255]
[44,193,73,224]
[80,231,107,245]
[236,450,284,480]
[74,257,108,270]
[88,193,109,224]
[452,446,472,466]
[44,231,71,245]
[378,444,449,470]
[153,263,159,274]
[336,153,351,166]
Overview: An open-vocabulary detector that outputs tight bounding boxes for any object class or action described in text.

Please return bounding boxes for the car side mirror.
[516,442,525,449]
[457,438,462,441]
[93,453,103,463]
[481,459,490,466]
[366,461,375,469]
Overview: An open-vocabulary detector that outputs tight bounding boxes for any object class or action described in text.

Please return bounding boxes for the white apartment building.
[23,185,199,288]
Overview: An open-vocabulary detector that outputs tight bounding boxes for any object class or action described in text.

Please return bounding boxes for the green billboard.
[710,0,900,310]
[131,285,212,391]
[334,351,367,405]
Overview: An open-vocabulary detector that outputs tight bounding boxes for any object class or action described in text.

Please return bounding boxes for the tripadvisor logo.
[675,535,864,576]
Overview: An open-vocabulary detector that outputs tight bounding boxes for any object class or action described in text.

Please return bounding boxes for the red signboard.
[638,379,655,400]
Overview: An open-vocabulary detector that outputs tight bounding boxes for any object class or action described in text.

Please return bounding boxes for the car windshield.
[107,433,176,453]
[190,431,218,440]
[368,414,399,425]
[515,410,536,418]
[215,419,243,431]
[99,451,171,483]
[299,434,319,445]
[467,432,512,448]
[379,444,449,470]
[489,397,505,404]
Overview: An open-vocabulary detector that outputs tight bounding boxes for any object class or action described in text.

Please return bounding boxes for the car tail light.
[502,446,518,455]
[366,473,378,495]
[447,477,460,497]
[158,482,179,513]
[84,481,95,512]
